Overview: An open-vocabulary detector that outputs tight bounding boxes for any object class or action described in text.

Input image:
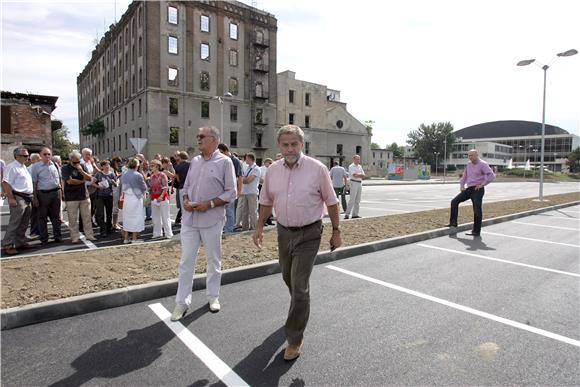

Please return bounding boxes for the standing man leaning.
[30,146,62,245]
[446,149,495,237]
[62,151,97,243]
[2,147,33,255]
[171,127,237,321]
[253,125,342,361]
[344,154,365,219]
[329,161,349,213]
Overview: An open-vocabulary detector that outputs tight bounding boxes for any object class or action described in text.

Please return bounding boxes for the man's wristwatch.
[209,200,215,209]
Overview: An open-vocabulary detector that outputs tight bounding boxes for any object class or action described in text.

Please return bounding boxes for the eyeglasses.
[18,154,30,158]
[196,134,214,140]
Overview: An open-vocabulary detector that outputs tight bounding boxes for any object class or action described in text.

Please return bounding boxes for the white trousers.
[175,221,224,307]
[151,200,173,238]
[345,181,362,217]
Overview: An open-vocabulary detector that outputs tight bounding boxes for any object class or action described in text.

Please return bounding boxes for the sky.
[2,0,579,148]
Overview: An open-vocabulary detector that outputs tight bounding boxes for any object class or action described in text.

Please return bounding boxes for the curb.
[2,200,578,330]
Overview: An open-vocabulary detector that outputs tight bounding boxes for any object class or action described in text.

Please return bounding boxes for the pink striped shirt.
[259,155,338,227]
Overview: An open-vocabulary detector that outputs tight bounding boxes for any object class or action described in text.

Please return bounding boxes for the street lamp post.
[517,48,577,201]
[434,152,440,177]
[443,136,447,183]
[216,92,233,141]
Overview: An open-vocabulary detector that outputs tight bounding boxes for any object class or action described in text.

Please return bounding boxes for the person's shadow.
[448,234,496,252]
[200,326,302,387]
[49,303,210,387]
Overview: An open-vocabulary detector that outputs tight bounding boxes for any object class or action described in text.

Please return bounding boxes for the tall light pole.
[434,151,440,177]
[443,135,447,182]
[517,48,577,201]
[216,92,233,142]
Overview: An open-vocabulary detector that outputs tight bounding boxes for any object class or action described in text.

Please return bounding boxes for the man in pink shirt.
[446,149,495,236]
[171,126,237,321]
[253,125,343,361]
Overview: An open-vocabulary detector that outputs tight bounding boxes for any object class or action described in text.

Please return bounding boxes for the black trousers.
[95,196,113,235]
[449,186,485,234]
[37,190,62,242]
[333,187,347,212]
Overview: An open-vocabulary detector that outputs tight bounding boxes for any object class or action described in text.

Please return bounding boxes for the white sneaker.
[123,239,131,244]
[171,304,188,321]
[209,298,221,312]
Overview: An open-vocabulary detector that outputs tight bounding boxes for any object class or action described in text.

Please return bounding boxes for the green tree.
[52,120,79,159]
[387,142,404,158]
[567,146,580,172]
[407,122,455,169]
[80,119,105,137]
[364,120,374,135]
[371,142,381,149]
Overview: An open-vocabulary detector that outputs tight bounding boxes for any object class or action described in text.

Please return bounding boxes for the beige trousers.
[66,198,94,241]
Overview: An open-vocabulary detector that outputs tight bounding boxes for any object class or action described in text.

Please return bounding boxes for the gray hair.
[200,126,221,142]
[277,125,304,143]
[29,153,40,162]
[52,155,62,164]
[69,150,82,160]
[81,148,92,155]
[13,147,28,158]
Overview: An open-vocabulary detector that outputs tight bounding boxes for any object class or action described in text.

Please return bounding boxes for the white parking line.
[536,215,580,221]
[326,265,580,347]
[511,221,579,231]
[149,303,249,387]
[482,231,580,248]
[418,244,579,278]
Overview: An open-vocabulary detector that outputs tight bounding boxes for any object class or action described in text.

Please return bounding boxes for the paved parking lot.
[2,205,578,385]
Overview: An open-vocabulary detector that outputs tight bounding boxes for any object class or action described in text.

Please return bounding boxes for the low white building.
[449,140,512,167]
[369,148,393,177]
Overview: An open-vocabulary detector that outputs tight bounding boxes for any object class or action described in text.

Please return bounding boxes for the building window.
[139,127,142,137]
[201,101,209,118]
[125,133,128,150]
[201,15,209,32]
[168,36,178,54]
[168,67,178,86]
[336,120,343,128]
[356,145,362,156]
[229,22,238,40]
[113,136,116,151]
[112,113,115,129]
[139,68,143,89]
[230,131,237,147]
[169,97,178,115]
[255,82,263,98]
[131,103,135,120]
[289,90,295,103]
[230,105,238,121]
[229,49,238,66]
[255,108,263,123]
[289,113,295,125]
[169,127,179,145]
[124,107,127,124]
[118,111,121,125]
[305,142,310,155]
[168,5,178,24]
[138,36,142,56]
[200,71,210,91]
[201,43,210,60]
[305,93,311,106]
[305,115,310,128]
[337,144,343,154]
[229,77,238,95]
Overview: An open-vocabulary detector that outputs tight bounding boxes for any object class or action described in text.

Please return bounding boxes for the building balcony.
[254,92,268,100]
[253,34,269,47]
[253,64,269,73]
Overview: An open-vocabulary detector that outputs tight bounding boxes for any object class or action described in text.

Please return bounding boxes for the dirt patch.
[2,192,578,309]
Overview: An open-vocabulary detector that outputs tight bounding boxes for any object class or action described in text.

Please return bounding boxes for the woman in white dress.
[120,157,147,243]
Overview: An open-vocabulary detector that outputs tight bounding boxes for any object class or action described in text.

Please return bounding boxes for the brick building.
[77,0,277,163]
[1,91,58,162]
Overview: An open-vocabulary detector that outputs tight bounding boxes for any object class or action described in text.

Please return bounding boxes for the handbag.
[143,191,151,207]
[117,192,124,210]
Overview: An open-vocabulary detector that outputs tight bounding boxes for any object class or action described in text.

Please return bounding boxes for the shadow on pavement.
[48,304,209,387]
[449,234,496,251]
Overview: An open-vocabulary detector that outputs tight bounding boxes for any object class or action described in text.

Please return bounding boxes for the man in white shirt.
[80,148,99,231]
[239,153,261,230]
[2,147,34,255]
[344,154,365,219]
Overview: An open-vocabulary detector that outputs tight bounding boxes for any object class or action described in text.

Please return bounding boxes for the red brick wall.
[8,105,52,140]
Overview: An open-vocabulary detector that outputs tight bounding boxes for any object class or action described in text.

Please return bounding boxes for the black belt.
[278,220,321,232]
[13,191,33,198]
[350,179,362,183]
[39,187,60,194]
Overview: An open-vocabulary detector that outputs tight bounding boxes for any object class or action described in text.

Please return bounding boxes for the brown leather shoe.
[284,340,303,361]
[3,247,19,255]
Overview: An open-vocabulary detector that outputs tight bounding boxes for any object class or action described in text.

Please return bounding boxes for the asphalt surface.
[2,205,578,386]
[2,181,579,258]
